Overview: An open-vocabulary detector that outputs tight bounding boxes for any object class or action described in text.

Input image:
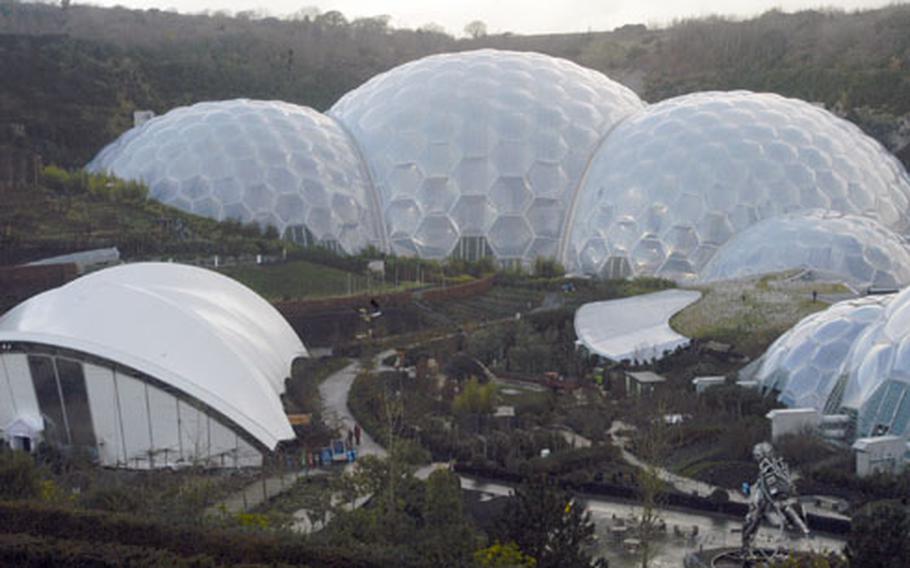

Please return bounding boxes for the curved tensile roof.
[0,263,305,450]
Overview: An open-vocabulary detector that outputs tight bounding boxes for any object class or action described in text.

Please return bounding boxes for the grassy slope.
[670,272,848,357]
[220,260,361,301]
[1,182,384,302]
[0,183,284,265]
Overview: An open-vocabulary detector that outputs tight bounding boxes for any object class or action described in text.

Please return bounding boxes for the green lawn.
[220,260,418,301]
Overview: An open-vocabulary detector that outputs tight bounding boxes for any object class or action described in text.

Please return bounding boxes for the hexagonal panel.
[453,158,497,195]
[526,198,564,239]
[489,177,532,214]
[385,199,422,238]
[386,164,423,197]
[528,162,568,197]
[579,238,609,273]
[450,195,496,235]
[276,193,306,224]
[417,177,459,214]
[488,216,532,258]
[414,215,458,258]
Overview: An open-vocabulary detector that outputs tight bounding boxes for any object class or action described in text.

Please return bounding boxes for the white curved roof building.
[565,91,910,280]
[88,100,384,254]
[0,263,304,468]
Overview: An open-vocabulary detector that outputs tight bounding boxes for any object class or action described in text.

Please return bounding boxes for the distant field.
[220,260,409,300]
[671,272,851,357]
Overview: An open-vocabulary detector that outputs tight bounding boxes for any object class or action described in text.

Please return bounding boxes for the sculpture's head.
[752,442,774,462]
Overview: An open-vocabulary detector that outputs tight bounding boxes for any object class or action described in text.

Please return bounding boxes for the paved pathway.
[289,351,398,532]
[319,358,387,460]
[607,420,749,504]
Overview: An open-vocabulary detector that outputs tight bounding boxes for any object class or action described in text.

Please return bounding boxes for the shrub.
[0,451,40,500]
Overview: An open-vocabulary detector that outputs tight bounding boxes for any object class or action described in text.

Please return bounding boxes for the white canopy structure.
[574,289,701,362]
[0,263,305,468]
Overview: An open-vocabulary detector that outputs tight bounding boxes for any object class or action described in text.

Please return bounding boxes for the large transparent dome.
[701,210,910,289]
[330,49,644,263]
[831,288,910,438]
[752,295,893,413]
[87,99,384,254]
[565,91,910,279]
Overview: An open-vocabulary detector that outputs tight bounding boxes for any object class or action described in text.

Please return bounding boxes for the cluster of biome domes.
[89,49,910,288]
[747,286,910,443]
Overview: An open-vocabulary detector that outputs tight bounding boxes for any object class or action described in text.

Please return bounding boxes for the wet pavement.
[461,476,844,568]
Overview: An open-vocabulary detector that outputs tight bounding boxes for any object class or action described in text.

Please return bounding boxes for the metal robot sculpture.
[740,442,810,565]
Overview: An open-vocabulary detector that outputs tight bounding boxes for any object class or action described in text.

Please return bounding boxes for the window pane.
[28,355,68,445]
[56,359,96,448]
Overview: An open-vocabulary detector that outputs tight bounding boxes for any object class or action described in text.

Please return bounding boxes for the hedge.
[0,501,410,567]
[0,532,232,567]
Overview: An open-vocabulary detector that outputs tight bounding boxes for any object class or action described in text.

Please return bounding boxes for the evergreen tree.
[496,476,606,568]
[846,500,910,568]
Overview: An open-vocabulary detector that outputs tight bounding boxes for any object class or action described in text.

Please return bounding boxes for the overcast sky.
[87,0,900,34]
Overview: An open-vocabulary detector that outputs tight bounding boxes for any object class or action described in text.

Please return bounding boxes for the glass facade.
[27,355,96,448]
[28,355,68,445]
[56,358,96,448]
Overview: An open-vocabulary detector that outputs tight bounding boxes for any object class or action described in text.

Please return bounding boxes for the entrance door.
[13,436,31,452]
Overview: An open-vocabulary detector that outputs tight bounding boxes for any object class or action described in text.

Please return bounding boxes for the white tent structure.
[0,263,306,469]
[574,289,701,362]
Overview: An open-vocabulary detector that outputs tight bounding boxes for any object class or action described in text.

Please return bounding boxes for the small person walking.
[354,423,362,446]
[347,428,354,449]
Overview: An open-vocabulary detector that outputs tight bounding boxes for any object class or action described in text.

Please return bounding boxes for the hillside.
[0,167,288,266]
[1,2,908,169]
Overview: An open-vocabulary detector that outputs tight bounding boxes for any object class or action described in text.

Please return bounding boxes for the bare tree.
[464,20,487,39]
[418,22,447,35]
[636,404,668,568]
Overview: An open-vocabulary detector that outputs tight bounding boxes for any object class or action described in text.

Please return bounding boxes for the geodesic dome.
[329,49,644,263]
[830,288,910,439]
[565,91,910,280]
[700,210,910,289]
[87,99,384,254]
[752,295,893,413]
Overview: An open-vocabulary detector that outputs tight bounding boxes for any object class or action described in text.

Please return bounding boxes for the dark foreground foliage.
[0,501,409,567]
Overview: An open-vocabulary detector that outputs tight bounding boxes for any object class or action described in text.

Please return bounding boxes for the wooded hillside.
[1,1,908,168]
